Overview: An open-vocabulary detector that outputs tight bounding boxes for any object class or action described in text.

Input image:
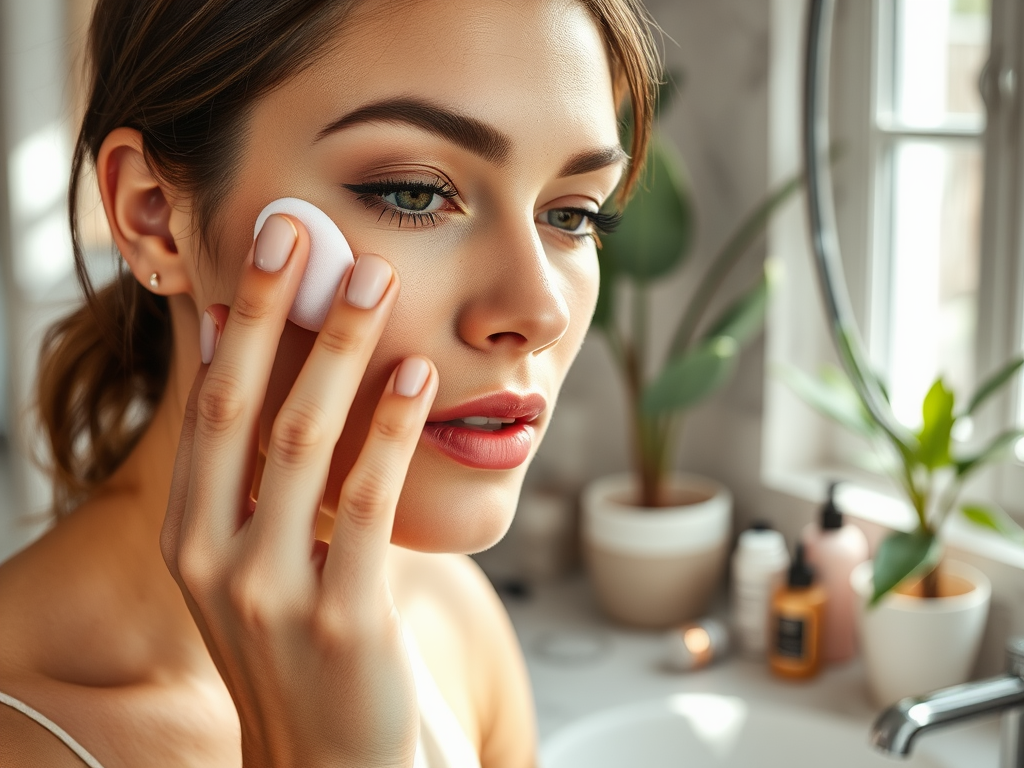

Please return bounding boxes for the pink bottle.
[801,483,869,664]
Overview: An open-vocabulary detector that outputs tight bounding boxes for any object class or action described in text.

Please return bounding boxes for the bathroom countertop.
[499,575,1001,765]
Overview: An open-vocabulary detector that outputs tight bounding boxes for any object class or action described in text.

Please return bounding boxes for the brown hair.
[38,0,660,517]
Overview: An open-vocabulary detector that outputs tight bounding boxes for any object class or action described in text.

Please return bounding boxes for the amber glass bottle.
[768,544,827,679]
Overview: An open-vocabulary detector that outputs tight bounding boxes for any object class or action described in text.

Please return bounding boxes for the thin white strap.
[0,691,105,768]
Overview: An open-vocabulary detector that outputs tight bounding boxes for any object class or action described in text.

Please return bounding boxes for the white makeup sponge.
[253,197,354,331]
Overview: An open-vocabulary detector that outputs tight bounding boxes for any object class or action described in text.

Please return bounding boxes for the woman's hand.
[160,214,436,768]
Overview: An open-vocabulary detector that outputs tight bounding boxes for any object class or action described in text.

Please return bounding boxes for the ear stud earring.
[149,272,160,289]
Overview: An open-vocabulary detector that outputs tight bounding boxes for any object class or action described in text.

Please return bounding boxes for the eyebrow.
[315,97,513,165]
[316,96,628,178]
[557,145,629,178]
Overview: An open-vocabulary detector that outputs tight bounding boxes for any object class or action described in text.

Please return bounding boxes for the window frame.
[764,0,1024,526]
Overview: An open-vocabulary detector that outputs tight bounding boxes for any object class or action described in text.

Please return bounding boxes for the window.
[765,0,1024,526]
[874,0,988,426]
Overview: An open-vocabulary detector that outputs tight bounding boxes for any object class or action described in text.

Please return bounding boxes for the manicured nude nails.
[200,309,219,365]
[395,358,429,398]
[346,255,392,309]
[254,214,297,272]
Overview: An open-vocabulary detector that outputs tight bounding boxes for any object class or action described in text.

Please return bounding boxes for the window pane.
[886,140,983,425]
[892,0,990,129]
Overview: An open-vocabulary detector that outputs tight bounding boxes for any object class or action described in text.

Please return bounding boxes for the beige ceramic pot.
[581,472,732,629]
[850,559,991,706]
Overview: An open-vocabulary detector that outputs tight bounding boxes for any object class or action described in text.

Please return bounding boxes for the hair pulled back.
[39,0,660,517]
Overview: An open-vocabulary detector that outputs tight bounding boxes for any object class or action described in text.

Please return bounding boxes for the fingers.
[181,215,310,553]
[321,356,437,606]
[246,255,400,577]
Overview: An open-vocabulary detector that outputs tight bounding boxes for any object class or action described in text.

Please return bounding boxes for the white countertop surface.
[499,575,1002,766]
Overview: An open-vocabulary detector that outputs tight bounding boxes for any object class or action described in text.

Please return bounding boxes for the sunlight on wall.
[10,122,73,292]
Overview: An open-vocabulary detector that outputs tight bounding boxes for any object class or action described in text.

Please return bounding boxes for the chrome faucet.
[870,638,1024,767]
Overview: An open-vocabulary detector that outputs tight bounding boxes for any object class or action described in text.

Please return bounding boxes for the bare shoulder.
[390,550,537,768]
[0,502,240,768]
[0,512,120,768]
[0,497,174,686]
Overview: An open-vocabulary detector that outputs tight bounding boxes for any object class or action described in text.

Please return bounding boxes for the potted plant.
[785,350,1024,703]
[580,80,803,628]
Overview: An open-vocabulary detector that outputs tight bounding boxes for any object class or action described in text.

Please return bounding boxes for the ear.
[96,127,192,295]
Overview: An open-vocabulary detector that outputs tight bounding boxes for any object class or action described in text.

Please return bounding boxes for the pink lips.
[421,392,546,470]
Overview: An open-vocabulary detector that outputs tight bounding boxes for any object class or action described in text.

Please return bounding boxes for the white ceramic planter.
[850,559,991,706]
[581,472,732,628]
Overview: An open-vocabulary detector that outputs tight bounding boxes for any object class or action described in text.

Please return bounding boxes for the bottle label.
[775,615,805,658]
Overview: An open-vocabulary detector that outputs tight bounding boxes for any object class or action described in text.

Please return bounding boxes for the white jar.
[731,524,790,657]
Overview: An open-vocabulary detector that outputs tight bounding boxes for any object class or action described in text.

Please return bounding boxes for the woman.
[0,0,657,765]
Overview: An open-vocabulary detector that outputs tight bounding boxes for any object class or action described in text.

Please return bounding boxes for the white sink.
[540,694,952,768]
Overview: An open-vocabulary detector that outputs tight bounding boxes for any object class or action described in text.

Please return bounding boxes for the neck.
[103,293,200,533]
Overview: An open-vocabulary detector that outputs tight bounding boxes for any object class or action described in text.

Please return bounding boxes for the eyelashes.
[342,177,458,228]
[592,210,623,234]
[557,208,623,236]
[342,176,622,242]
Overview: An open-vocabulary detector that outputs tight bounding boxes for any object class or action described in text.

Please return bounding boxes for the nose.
[457,218,571,355]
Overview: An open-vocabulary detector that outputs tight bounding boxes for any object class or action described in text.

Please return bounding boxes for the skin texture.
[0,1,624,766]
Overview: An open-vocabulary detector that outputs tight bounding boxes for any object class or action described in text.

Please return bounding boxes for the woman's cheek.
[581,248,601,313]
[561,248,601,339]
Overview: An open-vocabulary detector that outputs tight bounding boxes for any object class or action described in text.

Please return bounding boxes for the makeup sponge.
[253,197,354,331]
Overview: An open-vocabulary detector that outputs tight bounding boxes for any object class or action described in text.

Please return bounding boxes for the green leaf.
[916,378,955,470]
[871,530,942,605]
[955,428,1024,479]
[599,137,695,282]
[642,336,738,413]
[961,504,1024,545]
[867,368,892,404]
[700,274,768,347]
[778,364,879,438]
[964,356,1024,416]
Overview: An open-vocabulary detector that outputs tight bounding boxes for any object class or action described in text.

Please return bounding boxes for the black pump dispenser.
[788,543,815,588]
[820,482,843,530]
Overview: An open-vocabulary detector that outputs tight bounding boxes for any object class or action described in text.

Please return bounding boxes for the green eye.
[545,209,588,233]
[384,189,444,213]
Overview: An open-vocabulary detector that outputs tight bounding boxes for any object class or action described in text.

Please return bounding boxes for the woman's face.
[189,0,623,553]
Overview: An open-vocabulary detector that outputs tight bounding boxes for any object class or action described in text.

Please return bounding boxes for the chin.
[388,445,529,555]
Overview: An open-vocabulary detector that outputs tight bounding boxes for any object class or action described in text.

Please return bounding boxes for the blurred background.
[1,0,1019,570]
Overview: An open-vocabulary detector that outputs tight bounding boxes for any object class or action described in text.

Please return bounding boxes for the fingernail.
[346,255,392,309]
[200,309,219,365]
[394,358,429,398]
[254,214,297,273]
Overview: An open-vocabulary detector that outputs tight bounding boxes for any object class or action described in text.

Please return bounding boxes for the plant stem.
[897,458,928,531]
[618,320,655,507]
[640,416,661,506]
[934,478,963,532]
[921,562,941,599]
[656,413,680,492]
[632,280,648,388]
[630,280,663,506]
